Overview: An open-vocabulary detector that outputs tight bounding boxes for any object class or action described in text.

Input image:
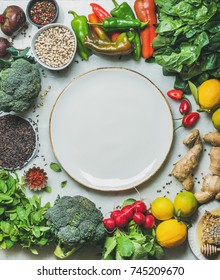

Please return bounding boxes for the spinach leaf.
[153,0,220,90]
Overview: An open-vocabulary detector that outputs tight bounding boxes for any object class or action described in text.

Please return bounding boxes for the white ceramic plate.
[188,200,220,260]
[49,67,174,191]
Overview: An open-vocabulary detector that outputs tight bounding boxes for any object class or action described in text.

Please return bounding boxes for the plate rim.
[188,200,220,260]
[49,67,174,191]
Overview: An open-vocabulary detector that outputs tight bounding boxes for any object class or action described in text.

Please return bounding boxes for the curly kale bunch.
[46,195,105,259]
[0,58,41,112]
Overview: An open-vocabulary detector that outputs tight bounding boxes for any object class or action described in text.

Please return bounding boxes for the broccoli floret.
[46,195,105,259]
[0,59,41,112]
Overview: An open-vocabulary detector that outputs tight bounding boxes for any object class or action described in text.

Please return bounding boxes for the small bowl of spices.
[31,23,77,70]
[26,0,59,28]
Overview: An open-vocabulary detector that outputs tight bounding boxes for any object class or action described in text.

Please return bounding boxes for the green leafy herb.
[61,181,67,188]
[50,162,62,172]
[102,220,164,260]
[153,0,220,92]
[0,169,52,253]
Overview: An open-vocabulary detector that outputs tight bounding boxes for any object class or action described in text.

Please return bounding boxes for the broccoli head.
[46,195,105,259]
[0,58,41,113]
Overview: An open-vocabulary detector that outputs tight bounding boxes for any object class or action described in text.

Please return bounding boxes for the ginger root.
[203,131,220,176]
[203,131,220,146]
[194,174,220,203]
[195,131,220,204]
[209,147,220,176]
[171,129,203,191]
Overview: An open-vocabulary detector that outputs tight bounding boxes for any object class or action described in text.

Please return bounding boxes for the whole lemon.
[174,191,197,218]
[156,219,187,248]
[212,107,220,131]
[151,197,174,221]
[198,79,220,110]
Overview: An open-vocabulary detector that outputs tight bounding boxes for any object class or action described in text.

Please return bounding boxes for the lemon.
[151,197,174,221]
[174,191,197,218]
[198,79,220,110]
[212,107,220,131]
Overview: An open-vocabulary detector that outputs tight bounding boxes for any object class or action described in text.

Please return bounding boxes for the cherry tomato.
[132,201,147,213]
[103,218,115,231]
[133,212,146,225]
[144,214,155,229]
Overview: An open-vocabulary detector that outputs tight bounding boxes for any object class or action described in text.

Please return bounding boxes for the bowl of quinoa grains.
[26,0,59,28]
[31,23,77,70]
[0,114,37,170]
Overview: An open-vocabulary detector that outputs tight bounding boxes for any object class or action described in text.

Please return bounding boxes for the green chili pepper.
[89,17,148,32]
[68,10,91,61]
[83,32,133,56]
[110,0,135,20]
[110,0,141,61]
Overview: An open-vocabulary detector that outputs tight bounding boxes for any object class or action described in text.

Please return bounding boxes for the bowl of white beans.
[31,23,77,70]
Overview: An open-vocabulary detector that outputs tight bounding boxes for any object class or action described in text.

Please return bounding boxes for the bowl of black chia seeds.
[0,114,38,170]
[31,23,77,70]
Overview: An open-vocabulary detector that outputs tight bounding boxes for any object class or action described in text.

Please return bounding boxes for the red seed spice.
[30,0,56,25]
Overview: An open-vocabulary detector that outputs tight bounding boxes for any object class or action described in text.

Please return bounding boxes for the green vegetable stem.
[68,10,91,61]
[89,17,148,32]
[110,0,141,61]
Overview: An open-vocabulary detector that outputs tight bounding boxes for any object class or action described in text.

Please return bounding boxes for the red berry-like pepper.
[167,89,183,100]
[182,112,200,128]
[179,99,191,115]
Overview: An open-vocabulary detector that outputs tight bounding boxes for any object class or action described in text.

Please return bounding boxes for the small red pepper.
[167,89,183,100]
[90,2,120,41]
[90,3,111,21]
[182,112,200,128]
[179,99,191,115]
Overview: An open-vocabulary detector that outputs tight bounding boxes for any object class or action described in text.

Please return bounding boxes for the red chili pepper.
[90,3,120,41]
[134,0,157,59]
[182,112,200,128]
[90,3,111,21]
[167,89,183,100]
[179,99,191,115]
